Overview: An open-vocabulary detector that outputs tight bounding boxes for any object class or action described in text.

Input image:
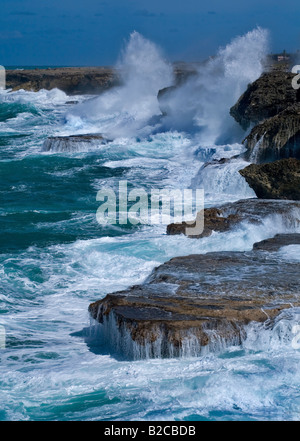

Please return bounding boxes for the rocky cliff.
[239,158,300,200]
[230,70,300,163]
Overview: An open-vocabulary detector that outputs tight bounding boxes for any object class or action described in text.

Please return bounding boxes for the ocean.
[0,29,300,421]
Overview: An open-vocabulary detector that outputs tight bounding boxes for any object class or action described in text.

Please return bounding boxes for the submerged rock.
[239,158,300,200]
[42,134,111,152]
[167,198,300,238]
[89,250,300,359]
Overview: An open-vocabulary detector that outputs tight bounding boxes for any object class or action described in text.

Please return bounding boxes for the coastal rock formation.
[239,158,300,200]
[167,198,300,238]
[253,233,300,251]
[6,63,198,96]
[243,104,300,162]
[89,249,300,359]
[230,71,299,130]
[42,133,111,152]
[230,70,300,163]
[6,67,118,95]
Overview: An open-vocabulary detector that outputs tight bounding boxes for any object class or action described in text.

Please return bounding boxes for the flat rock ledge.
[6,67,118,95]
[89,243,300,360]
[42,134,111,152]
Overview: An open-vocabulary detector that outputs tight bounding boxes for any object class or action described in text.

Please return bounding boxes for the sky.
[0,0,299,66]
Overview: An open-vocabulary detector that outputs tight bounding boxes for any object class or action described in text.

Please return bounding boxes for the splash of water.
[160,27,269,144]
[66,31,174,138]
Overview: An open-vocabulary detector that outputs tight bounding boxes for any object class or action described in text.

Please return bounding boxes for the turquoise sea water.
[1,32,300,420]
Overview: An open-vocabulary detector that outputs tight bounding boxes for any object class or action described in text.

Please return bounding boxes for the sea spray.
[159,27,269,143]
[66,32,174,138]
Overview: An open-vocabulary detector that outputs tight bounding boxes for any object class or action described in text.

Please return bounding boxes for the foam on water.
[277,245,300,261]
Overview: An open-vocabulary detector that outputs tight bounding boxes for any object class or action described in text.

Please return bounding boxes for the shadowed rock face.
[89,249,300,359]
[230,71,300,163]
[167,198,300,238]
[239,158,300,200]
[243,105,300,162]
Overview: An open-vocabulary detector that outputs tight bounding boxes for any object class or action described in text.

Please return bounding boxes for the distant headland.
[4,52,299,95]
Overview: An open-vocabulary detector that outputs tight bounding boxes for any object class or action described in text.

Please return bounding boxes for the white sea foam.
[277,244,300,261]
[0,87,70,106]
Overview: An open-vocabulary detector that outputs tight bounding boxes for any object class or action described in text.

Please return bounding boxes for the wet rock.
[42,133,111,152]
[89,250,300,359]
[243,105,300,162]
[239,158,300,200]
[230,71,299,130]
[230,69,300,163]
[253,233,300,251]
[166,198,300,238]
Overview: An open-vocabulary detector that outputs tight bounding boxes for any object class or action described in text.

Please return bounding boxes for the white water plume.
[66,31,174,138]
[160,27,269,144]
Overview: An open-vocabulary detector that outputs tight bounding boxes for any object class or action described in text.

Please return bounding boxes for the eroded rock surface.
[89,249,300,359]
[230,70,300,163]
[243,105,300,162]
[239,158,300,200]
[230,71,299,130]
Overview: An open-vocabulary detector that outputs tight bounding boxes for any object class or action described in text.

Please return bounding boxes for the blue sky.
[0,0,299,66]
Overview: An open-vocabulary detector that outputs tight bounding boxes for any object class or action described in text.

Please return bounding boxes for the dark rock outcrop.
[253,233,300,251]
[89,249,300,359]
[243,104,300,162]
[230,70,300,163]
[239,158,300,200]
[230,71,299,130]
[167,198,300,238]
